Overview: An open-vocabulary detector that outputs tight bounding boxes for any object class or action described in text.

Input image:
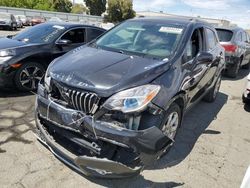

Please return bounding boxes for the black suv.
[35,17,225,178]
[216,27,250,78]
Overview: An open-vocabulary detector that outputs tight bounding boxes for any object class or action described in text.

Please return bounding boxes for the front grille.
[67,89,99,114]
[52,81,100,114]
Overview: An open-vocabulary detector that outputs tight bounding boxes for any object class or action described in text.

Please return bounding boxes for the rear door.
[204,27,223,81]
[242,31,250,65]
[236,31,246,58]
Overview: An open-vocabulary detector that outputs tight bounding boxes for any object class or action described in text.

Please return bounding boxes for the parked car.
[216,27,250,78]
[242,73,250,104]
[35,17,225,178]
[99,22,115,30]
[0,12,17,30]
[241,166,250,188]
[16,15,30,26]
[0,23,106,91]
[31,16,46,26]
[14,15,23,28]
[49,17,64,22]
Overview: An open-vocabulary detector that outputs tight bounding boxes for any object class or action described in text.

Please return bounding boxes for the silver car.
[216,27,250,78]
[0,12,17,30]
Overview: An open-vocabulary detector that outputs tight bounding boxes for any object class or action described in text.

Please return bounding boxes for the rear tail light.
[222,44,237,53]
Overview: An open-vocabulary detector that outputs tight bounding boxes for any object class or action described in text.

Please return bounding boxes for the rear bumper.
[35,84,172,177]
[224,56,240,68]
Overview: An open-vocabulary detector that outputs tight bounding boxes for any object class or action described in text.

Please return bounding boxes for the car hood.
[49,46,171,97]
[0,38,45,50]
[0,38,27,49]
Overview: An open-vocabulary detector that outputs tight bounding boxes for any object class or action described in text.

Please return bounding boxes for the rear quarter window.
[216,29,233,42]
[87,28,104,42]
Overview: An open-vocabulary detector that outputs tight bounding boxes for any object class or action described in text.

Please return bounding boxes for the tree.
[106,0,135,23]
[33,0,54,11]
[71,3,88,14]
[0,0,53,10]
[53,0,72,13]
[0,0,77,13]
[84,0,106,16]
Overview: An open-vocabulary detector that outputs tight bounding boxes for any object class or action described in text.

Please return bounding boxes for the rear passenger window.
[206,28,218,50]
[87,28,104,42]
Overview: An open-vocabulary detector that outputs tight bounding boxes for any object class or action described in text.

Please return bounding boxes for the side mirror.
[56,39,72,46]
[197,52,213,63]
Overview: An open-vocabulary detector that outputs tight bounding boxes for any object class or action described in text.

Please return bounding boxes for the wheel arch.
[18,53,51,69]
[164,91,187,115]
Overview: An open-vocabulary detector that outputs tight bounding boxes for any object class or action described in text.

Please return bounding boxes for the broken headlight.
[103,85,160,113]
[44,70,51,92]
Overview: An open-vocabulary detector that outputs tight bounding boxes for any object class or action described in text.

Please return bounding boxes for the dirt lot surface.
[0,29,250,188]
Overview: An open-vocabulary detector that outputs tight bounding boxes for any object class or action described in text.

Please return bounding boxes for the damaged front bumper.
[35,84,172,178]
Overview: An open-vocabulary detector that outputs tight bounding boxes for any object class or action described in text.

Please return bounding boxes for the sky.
[72,0,250,28]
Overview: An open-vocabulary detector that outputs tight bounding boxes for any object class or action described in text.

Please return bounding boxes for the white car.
[243,73,250,104]
[99,22,115,30]
[241,166,250,188]
[48,17,63,22]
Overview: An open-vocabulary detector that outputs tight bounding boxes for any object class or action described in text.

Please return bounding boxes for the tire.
[157,102,182,158]
[242,62,250,69]
[161,103,181,139]
[227,58,242,78]
[227,62,240,78]
[242,94,250,104]
[203,74,221,103]
[14,62,45,91]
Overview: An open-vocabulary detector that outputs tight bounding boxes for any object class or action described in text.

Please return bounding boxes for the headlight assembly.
[103,85,161,113]
[0,49,16,57]
[0,56,12,64]
[0,49,16,64]
[44,70,51,92]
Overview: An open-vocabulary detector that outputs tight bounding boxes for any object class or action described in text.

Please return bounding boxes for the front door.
[52,27,87,59]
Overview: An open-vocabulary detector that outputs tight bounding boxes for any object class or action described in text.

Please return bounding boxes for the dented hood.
[49,46,171,97]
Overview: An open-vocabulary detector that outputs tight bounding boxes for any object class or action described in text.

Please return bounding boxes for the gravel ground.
[0,29,250,188]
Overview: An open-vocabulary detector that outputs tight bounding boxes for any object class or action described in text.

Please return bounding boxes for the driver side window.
[187,28,203,61]
[61,28,86,44]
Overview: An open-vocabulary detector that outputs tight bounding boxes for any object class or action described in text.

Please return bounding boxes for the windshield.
[0,13,10,19]
[95,20,184,59]
[13,24,66,43]
[216,29,233,42]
